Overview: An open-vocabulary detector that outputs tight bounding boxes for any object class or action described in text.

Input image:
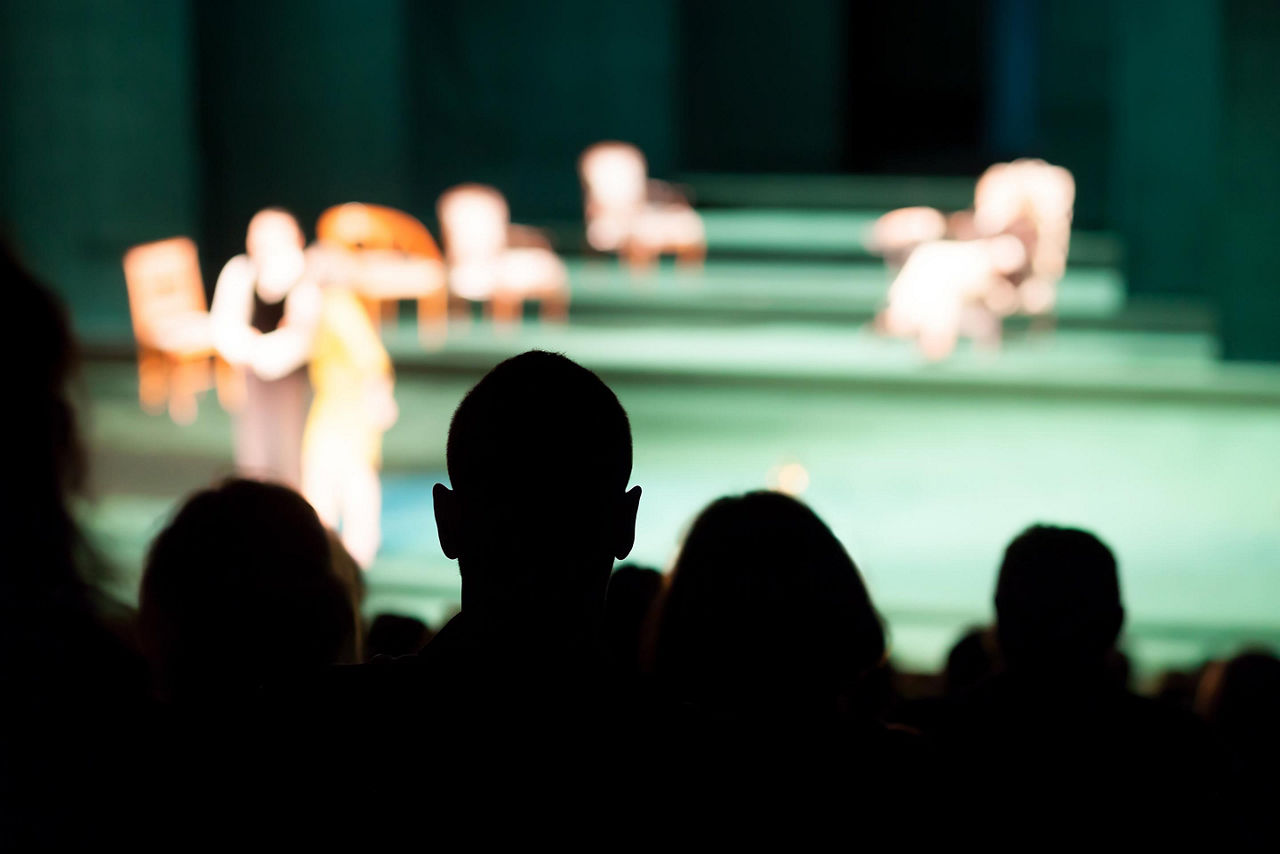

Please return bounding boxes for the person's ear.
[433,483,460,560]
[613,485,642,560]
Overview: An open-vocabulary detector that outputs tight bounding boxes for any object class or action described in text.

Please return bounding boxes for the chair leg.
[138,350,169,416]
[540,289,569,323]
[677,241,707,269]
[625,243,658,277]
[381,298,399,327]
[418,287,448,349]
[450,294,473,332]
[168,356,210,425]
[490,292,521,328]
[215,358,246,413]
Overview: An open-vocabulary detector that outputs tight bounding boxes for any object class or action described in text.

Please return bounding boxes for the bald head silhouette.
[434,351,640,624]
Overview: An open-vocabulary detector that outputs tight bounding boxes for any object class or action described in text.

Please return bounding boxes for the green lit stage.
[74,185,1280,681]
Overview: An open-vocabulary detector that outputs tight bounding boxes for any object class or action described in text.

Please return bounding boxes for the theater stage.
[73,182,1280,680]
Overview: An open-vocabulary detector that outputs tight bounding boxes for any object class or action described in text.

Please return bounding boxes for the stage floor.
[78,278,1280,678]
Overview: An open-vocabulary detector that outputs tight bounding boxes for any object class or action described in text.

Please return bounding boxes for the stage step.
[559,258,1209,334]
[372,318,1278,407]
[535,207,1122,267]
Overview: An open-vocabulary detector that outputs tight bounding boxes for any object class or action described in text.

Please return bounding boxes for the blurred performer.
[971,159,1075,315]
[880,236,1027,361]
[871,159,1074,359]
[301,277,397,568]
[211,208,320,488]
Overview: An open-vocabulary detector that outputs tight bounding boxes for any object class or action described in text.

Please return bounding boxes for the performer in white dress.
[211,208,321,489]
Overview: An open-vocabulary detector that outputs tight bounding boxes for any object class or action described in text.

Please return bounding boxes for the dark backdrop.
[2,0,1278,359]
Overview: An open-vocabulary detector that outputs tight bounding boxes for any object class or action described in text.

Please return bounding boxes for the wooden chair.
[315,203,448,344]
[123,237,241,423]
[579,141,706,271]
[436,184,568,326]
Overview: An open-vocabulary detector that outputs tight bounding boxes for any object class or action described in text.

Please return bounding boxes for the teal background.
[1,0,1278,358]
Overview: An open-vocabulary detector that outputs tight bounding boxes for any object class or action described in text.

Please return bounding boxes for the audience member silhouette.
[137,477,358,841]
[440,351,638,646]
[296,351,642,833]
[649,491,928,831]
[942,525,1224,843]
[1195,649,1280,846]
[603,562,662,689]
[373,350,642,706]
[366,613,434,659]
[0,243,149,848]
[326,527,367,660]
[139,478,357,705]
[654,491,885,724]
[944,626,999,697]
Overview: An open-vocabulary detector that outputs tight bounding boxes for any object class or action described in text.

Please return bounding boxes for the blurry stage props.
[211,209,322,489]
[870,159,1075,359]
[579,141,706,271]
[314,203,447,344]
[123,237,240,424]
[437,184,569,325]
[302,284,396,569]
[880,237,1026,361]
[971,159,1075,315]
[866,206,948,271]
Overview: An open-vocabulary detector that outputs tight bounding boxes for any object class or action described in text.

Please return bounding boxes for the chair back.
[437,184,510,264]
[580,141,648,211]
[316,203,441,259]
[123,237,205,347]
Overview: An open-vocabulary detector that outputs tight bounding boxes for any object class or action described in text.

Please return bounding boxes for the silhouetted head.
[945,626,999,697]
[326,529,366,661]
[434,351,640,621]
[3,242,92,603]
[5,244,84,518]
[139,478,356,704]
[1196,650,1280,770]
[654,492,885,719]
[604,563,663,677]
[995,525,1123,671]
[366,613,434,660]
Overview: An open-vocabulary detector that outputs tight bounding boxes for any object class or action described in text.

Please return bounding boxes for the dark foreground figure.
[0,245,149,848]
[4,277,1265,846]
[940,526,1227,844]
[270,352,646,838]
[274,354,926,842]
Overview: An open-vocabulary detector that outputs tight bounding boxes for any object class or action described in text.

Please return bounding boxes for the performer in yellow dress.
[301,284,397,569]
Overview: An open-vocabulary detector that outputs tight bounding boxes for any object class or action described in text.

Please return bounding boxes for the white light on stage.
[768,461,811,497]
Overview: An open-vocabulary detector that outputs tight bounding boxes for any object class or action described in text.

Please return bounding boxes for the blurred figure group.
[207,208,395,567]
[871,158,1075,359]
[119,142,704,564]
